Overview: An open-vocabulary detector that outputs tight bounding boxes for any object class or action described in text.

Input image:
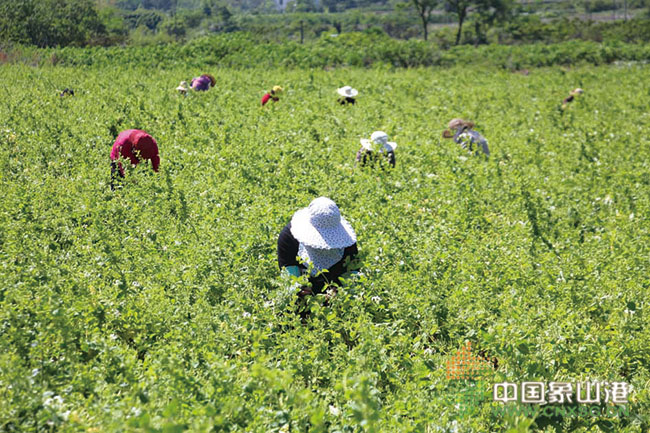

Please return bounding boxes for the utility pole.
[624,0,628,20]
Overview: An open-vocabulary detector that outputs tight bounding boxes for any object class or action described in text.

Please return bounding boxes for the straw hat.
[272,85,284,93]
[290,197,356,249]
[448,118,474,130]
[337,86,358,98]
[360,131,397,152]
[444,118,475,138]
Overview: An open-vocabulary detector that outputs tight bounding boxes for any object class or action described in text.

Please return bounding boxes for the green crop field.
[0,62,649,432]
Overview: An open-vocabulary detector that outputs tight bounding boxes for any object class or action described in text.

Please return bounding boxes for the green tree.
[116,0,174,10]
[200,0,234,32]
[293,0,319,12]
[443,0,511,45]
[161,18,186,38]
[443,0,470,45]
[0,0,106,47]
[472,0,513,44]
[123,9,165,30]
[96,5,129,45]
[0,0,33,44]
[410,0,438,40]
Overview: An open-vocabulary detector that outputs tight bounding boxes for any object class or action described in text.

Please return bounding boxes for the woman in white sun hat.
[356,131,397,168]
[337,85,358,105]
[442,118,490,157]
[277,197,359,296]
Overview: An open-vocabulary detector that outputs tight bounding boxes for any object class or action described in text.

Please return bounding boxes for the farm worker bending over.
[176,81,189,95]
[262,86,283,106]
[562,88,583,109]
[190,74,216,91]
[356,131,397,168]
[443,118,490,157]
[277,197,359,297]
[337,85,358,105]
[110,129,160,190]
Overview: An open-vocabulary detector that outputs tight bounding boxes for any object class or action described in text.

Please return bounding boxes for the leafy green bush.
[3,33,650,70]
[498,17,650,45]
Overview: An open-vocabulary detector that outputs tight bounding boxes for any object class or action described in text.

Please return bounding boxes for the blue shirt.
[454,127,490,157]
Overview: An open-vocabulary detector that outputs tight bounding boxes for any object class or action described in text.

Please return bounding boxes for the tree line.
[0,0,648,47]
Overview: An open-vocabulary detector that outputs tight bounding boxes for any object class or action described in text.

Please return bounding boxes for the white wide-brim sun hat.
[360,130,397,152]
[337,86,359,98]
[290,197,357,249]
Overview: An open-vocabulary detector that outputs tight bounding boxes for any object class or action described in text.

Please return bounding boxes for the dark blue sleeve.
[277,223,300,269]
[453,127,464,144]
[387,151,396,167]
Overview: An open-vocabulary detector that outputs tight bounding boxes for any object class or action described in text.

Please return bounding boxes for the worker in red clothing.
[262,85,283,106]
[110,129,160,190]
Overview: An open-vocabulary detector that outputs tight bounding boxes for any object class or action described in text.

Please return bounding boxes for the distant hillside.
[2,0,647,47]
[97,0,395,13]
[97,0,649,15]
